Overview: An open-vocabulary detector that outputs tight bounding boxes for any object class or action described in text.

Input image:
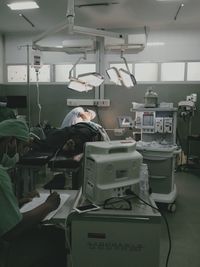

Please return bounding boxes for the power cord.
[125,189,171,267]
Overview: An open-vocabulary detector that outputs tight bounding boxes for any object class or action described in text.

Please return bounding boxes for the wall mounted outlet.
[67,99,110,107]
[93,99,110,107]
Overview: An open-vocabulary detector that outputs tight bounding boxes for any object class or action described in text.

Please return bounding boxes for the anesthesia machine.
[132,91,180,211]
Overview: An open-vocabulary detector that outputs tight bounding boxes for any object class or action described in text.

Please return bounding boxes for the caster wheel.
[167,203,176,213]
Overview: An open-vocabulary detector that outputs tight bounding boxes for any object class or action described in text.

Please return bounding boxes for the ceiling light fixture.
[68,54,104,92]
[7,1,39,10]
[106,51,137,88]
[118,69,137,88]
[68,79,93,92]
[106,67,122,86]
[78,73,104,87]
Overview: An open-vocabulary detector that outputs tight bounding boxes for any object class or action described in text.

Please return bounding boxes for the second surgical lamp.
[106,51,137,88]
[68,54,104,92]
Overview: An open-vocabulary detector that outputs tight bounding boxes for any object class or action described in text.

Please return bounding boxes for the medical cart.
[132,107,180,211]
[68,197,161,267]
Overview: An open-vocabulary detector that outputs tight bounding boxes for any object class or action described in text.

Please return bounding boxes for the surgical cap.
[87,109,96,120]
[0,119,29,142]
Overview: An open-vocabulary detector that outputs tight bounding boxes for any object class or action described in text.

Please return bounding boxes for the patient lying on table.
[31,121,110,157]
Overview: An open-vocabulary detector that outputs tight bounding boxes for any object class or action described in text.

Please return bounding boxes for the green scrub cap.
[0,119,29,142]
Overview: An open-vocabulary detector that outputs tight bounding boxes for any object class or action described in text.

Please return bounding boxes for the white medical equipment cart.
[68,197,161,267]
[132,107,180,211]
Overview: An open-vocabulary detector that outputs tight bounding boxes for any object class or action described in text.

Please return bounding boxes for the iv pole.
[17,44,31,128]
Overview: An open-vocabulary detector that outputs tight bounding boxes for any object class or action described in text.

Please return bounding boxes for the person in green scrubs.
[0,106,16,122]
[0,119,67,267]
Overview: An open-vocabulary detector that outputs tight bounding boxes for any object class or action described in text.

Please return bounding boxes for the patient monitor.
[83,140,143,204]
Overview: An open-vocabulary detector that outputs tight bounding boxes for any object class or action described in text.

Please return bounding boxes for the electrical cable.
[125,189,171,267]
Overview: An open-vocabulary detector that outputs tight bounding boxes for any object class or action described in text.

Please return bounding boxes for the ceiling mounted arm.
[32,0,126,51]
[120,50,131,73]
[73,25,125,39]
[66,0,75,33]
[33,21,69,45]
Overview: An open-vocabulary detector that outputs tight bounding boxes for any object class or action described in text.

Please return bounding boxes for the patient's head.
[80,109,96,122]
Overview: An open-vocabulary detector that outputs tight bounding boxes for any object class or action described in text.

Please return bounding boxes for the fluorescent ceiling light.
[68,79,93,92]
[78,72,104,87]
[118,69,137,88]
[7,1,39,10]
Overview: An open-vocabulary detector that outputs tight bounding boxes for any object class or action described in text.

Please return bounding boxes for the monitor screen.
[143,113,154,126]
[6,96,27,108]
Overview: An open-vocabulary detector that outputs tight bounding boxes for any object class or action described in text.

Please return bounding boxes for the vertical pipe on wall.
[2,34,6,85]
[26,45,31,127]
[96,37,105,99]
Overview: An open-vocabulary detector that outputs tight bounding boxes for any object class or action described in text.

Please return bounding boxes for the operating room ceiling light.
[68,55,104,92]
[106,51,137,88]
[7,1,39,10]
[68,73,104,92]
[106,67,136,88]
[68,79,93,92]
[106,67,123,86]
[118,69,137,88]
[78,72,104,87]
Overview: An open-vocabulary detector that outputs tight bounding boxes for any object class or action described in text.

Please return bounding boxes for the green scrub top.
[0,107,16,123]
[0,165,22,237]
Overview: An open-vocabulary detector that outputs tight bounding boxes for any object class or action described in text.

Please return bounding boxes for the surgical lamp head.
[106,67,136,88]
[118,69,137,88]
[68,54,104,92]
[68,78,93,92]
[78,72,104,87]
[106,50,136,88]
